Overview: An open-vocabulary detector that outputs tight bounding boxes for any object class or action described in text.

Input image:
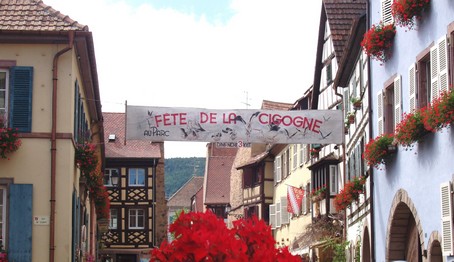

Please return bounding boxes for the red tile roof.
[323,0,367,61]
[0,0,88,31]
[167,176,204,208]
[103,112,161,159]
[261,100,293,110]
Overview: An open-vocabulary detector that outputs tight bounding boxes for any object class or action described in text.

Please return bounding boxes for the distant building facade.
[101,112,167,262]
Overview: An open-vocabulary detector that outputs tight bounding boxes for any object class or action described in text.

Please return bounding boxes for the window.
[282,149,289,179]
[378,75,402,135]
[128,168,145,186]
[74,80,89,143]
[326,62,333,85]
[0,66,33,132]
[410,36,449,112]
[104,168,119,186]
[109,209,118,229]
[128,208,145,229]
[329,165,339,195]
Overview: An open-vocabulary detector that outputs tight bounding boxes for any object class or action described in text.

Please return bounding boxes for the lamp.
[225,203,231,214]
[111,171,120,187]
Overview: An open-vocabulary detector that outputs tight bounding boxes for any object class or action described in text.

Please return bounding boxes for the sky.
[44,0,322,158]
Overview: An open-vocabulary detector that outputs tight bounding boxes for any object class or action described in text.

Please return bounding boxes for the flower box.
[361,21,396,63]
[392,0,430,30]
[363,134,396,168]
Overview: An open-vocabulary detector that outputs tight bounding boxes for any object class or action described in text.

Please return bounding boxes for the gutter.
[50,31,74,262]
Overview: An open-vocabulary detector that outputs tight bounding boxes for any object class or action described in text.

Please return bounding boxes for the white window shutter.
[381,0,393,25]
[269,204,276,229]
[275,155,282,183]
[394,75,402,129]
[280,197,289,224]
[377,91,384,135]
[276,202,281,228]
[438,36,449,95]
[440,182,454,255]
[409,63,417,112]
[430,44,439,101]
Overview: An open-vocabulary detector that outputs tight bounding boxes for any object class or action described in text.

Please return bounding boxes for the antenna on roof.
[242,91,251,109]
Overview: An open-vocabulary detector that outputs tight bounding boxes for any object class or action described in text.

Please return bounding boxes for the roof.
[103,112,162,159]
[261,100,293,110]
[322,0,367,61]
[204,147,236,205]
[235,151,269,169]
[167,176,204,208]
[0,0,88,31]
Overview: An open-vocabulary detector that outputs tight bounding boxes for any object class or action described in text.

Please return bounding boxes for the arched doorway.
[427,231,442,262]
[362,226,371,262]
[386,190,424,261]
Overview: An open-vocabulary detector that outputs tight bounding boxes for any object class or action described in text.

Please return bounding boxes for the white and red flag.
[287,185,305,215]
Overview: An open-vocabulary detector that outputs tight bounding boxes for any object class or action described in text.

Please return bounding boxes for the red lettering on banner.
[154,113,187,127]
[223,113,237,124]
[258,112,323,132]
[200,112,217,124]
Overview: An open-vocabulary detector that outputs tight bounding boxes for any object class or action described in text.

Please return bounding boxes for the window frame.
[0,69,8,119]
[0,186,6,246]
[104,168,120,187]
[128,208,145,229]
[128,168,146,187]
[109,208,118,230]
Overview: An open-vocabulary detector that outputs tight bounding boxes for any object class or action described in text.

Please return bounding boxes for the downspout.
[152,158,158,246]
[365,0,376,260]
[333,87,347,240]
[50,31,74,262]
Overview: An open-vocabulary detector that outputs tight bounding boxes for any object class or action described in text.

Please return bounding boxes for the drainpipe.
[333,87,347,240]
[152,158,158,246]
[50,31,74,262]
[363,1,376,261]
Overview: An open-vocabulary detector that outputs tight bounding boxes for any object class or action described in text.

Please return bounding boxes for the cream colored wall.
[0,44,92,261]
[273,145,312,249]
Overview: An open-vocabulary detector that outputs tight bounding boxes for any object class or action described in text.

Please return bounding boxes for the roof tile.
[0,0,88,31]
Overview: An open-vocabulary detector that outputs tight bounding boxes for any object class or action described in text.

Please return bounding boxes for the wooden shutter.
[275,155,282,183]
[409,63,417,112]
[9,67,33,132]
[280,197,289,224]
[302,185,308,215]
[431,44,439,101]
[440,181,454,255]
[276,202,281,228]
[381,0,393,25]
[269,204,276,229]
[9,184,33,261]
[438,36,449,95]
[377,91,384,135]
[394,75,402,129]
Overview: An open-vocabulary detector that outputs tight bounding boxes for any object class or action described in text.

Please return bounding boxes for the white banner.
[126,106,344,144]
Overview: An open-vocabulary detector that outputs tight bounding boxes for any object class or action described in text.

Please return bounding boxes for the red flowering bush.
[394,110,429,148]
[151,211,300,262]
[0,116,21,159]
[76,142,110,219]
[361,22,396,63]
[363,134,396,168]
[421,89,454,132]
[310,148,320,158]
[311,184,327,200]
[392,0,430,30]
[75,142,98,175]
[334,176,366,211]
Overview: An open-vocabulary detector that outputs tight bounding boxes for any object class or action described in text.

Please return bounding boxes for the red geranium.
[394,110,429,149]
[363,134,396,169]
[392,0,430,30]
[361,22,396,63]
[421,89,454,132]
[0,116,21,160]
[151,211,301,262]
[334,176,366,211]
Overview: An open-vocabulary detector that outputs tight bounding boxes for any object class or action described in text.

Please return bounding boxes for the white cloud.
[44,0,322,157]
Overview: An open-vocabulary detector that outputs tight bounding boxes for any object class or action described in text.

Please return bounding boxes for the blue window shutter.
[8,184,33,262]
[9,66,33,132]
